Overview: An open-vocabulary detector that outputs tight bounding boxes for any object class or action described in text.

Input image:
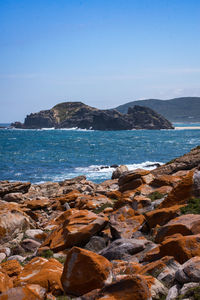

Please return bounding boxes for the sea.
[0,123,200,184]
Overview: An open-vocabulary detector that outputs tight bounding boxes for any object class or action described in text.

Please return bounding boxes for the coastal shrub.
[93,202,115,214]
[55,296,72,300]
[147,191,164,201]
[175,286,200,300]
[55,256,66,264]
[40,249,54,259]
[180,197,200,215]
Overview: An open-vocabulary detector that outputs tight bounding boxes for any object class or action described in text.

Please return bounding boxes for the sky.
[1,0,200,122]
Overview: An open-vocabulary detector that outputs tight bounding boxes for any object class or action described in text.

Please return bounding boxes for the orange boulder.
[155,214,200,243]
[158,171,194,209]
[159,234,200,264]
[61,246,112,296]
[1,259,22,277]
[41,209,108,252]
[15,257,63,295]
[0,284,46,300]
[0,270,13,293]
[145,205,184,229]
[0,202,32,241]
[109,206,145,239]
[96,275,151,300]
[118,169,149,192]
[151,175,181,187]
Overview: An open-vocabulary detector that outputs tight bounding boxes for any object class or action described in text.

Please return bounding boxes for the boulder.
[61,246,112,296]
[118,169,149,192]
[0,202,33,241]
[132,195,152,211]
[112,260,142,277]
[0,270,13,293]
[96,275,151,300]
[145,205,183,229]
[155,214,200,243]
[0,181,31,197]
[140,256,180,287]
[41,209,108,252]
[99,238,147,261]
[25,229,45,241]
[158,170,194,208]
[3,192,25,203]
[158,234,200,264]
[15,257,63,295]
[109,206,145,239]
[84,236,107,253]
[166,285,179,300]
[0,284,46,300]
[150,175,181,187]
[1,259,23,277]
[112,165,129,179]
[175,256,200,283]
[24,198,51,210]
[21,238,41,252]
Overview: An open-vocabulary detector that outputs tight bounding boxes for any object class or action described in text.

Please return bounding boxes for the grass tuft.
[181,197,200,215]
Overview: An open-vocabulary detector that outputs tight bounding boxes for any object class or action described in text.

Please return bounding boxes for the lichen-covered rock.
[0,284,46,300]
[140,256,180,287]
[0,202,33,241]
[159,234,200,264]
[41,209,108,252]
[118,169,149,192]
[150,175,181,187]
[155,214,200,243]
[158,171,194,208]
[0,270,13,293]
[61,246,112,296]
[109,206,145,239]
[1,259,23,277]
[15,257,63,295]
[175,256,200,283]
[145,205,183,229]
[0,181,31,197]
[96,275,151,300]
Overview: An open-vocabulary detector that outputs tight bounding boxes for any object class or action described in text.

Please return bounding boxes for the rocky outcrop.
[152,145,200,175]
[11,101,174,130]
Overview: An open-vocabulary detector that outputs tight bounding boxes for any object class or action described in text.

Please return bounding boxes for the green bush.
[180,198,200,215]
[93,202,115,214]
[40,249,54,258]
[147,191,164,201]
[175,286,200,300]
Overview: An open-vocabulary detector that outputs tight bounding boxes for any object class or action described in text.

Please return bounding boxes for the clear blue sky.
[1,0,200,122]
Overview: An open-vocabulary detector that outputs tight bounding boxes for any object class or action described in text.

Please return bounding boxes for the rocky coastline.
[11,101,174,130]
[1,146,200,299]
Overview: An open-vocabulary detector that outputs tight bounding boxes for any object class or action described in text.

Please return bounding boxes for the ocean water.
[0,126,200,183]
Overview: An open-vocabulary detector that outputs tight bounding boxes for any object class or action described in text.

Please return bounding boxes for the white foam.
[35,161,163,184]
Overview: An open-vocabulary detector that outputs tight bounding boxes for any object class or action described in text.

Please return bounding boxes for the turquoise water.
[0,127,200,183]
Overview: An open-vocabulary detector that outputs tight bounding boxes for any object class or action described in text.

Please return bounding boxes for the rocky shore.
[1,146,200,299]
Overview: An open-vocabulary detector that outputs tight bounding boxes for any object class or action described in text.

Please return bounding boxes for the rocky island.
[1,146,200,299]
[11,101,174,130]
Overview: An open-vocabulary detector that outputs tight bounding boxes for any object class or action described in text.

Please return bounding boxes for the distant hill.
[115,97,200,123]
[11,101,173,130]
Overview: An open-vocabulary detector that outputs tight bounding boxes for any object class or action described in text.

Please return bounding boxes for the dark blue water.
[0,127,200,183]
